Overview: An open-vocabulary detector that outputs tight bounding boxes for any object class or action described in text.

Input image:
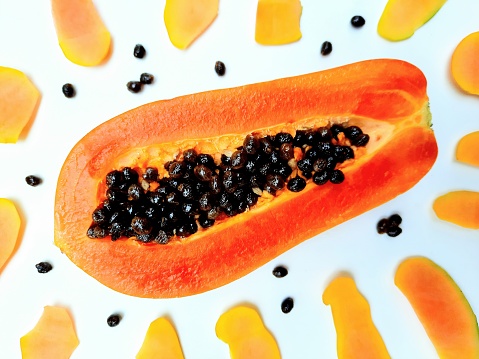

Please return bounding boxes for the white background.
[0,0,479,358]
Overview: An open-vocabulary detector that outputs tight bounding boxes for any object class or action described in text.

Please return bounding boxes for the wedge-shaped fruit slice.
[0,198,21,271]
[451,32,479,95]
[20,306,79,359]
[395,256,479,358]
[51,0,111,66]
[377,0,448,41]
[255,0,302,45]
[164,0,219,49]
[456,131,479,167]
[136,317,184,359]
[216,305,281,359]
[323,275,391,359]
[0,67,40,143]
[433,191,479,229]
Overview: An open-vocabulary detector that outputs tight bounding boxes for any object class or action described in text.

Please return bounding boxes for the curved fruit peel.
[255,0,302,45]
[54,59,438,298]
[0,67,40,143]
[164,0,218,49]
[0,198,21,272]
[451,32,479,95]
[433,191,479,229]
[395,256,479,358]
[323,275,391,359]
[20,306,79,359]
[136,317,185,359]
[51,0,111,66]
[456,131,479,166]
[216,305,281,359]
[377,0,448,41]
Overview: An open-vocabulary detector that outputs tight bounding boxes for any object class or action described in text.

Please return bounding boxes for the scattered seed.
[281,297,294,313]
[320,41,333,56]
[377,214,403,237]
[107,314,121,327]
[62,83,75,98]
[127,81,142,93]
[351,15,366,28]
[387,226,402,237]
[272,266,288,278]
[25,175,42,187]
[376,218,389,234]
[35,262,53,273]
[140,73,154,84]
[215,61,226,76]
[133,44,146,58]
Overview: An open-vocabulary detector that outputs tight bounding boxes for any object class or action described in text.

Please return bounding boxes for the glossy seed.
[353,133,370,147]
[25,175,42,187]
[143,167,158,182]
[279,143,294,161]
[243,134,260,154]
[273,266,288,278]
[388,214,402,227]
[321,41,333,55]
[168,161,185,178]
[107,314,121,327]
[140,73,154,84]
[35,262,53,273]
[92,207,109,224]
[62,83,75,98]
[131,216,152,235]
[313,170,330,185]
[127,81,142,93]
[387,226,402,237]
[215,61,226,76]
[351,15,366,28]
[287,176,306,192]
[330,169,345,184]
[134,44,146,58]
[281,297,294,313]
[376,218,389,234]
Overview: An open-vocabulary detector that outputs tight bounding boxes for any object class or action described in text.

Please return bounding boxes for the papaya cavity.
[164,0,219,49]
[377,0,448,41]
[0,198,21,272]
[0,67,40,143]
[255,0,303,45]
[51,0,112,66]
[136,317,184,359]
[395,256,479,358]
[433,191,479,229]
[323,275,391,359]
[20,306,79,359]
[216,305,281,359]
[451,32,479,95]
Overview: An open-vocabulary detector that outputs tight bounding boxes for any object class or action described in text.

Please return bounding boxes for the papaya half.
[54,59,438,298]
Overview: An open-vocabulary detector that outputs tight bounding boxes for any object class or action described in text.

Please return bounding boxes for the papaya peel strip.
[55,59,438,298]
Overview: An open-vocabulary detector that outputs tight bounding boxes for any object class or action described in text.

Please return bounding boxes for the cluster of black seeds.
[377,213,403,237]
[87,123,369,244]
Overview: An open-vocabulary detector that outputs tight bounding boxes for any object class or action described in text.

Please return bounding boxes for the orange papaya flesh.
[20,306,79,359]
[51,0,111,66]
[0,67,40,143]
[451,32,479,95]
[216,305,281,359]
[395,256,479,359]
[456,131,479,167]
[323,276,391,359]
[54,59,437,298]
[136,317,185,359]
[433,191,479,229]
[0,198,21,272]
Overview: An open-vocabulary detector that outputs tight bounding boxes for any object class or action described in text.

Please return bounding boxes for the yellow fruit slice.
[433,191,479,229]
[395,256,479,359]
[164,0,219,49]
[0,198,21,271]
[51,0,111,66]
[456,131,479,166]
[323,275,391,359]
[377,0,448,41]
[0,67,40,143]
[451,32,479,95]
[216,305,281,359]
[20,306,79,359]
[255,0,302,45]
[136,317,185,359]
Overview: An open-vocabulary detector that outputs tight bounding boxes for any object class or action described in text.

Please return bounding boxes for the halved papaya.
[54,59,438,298]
